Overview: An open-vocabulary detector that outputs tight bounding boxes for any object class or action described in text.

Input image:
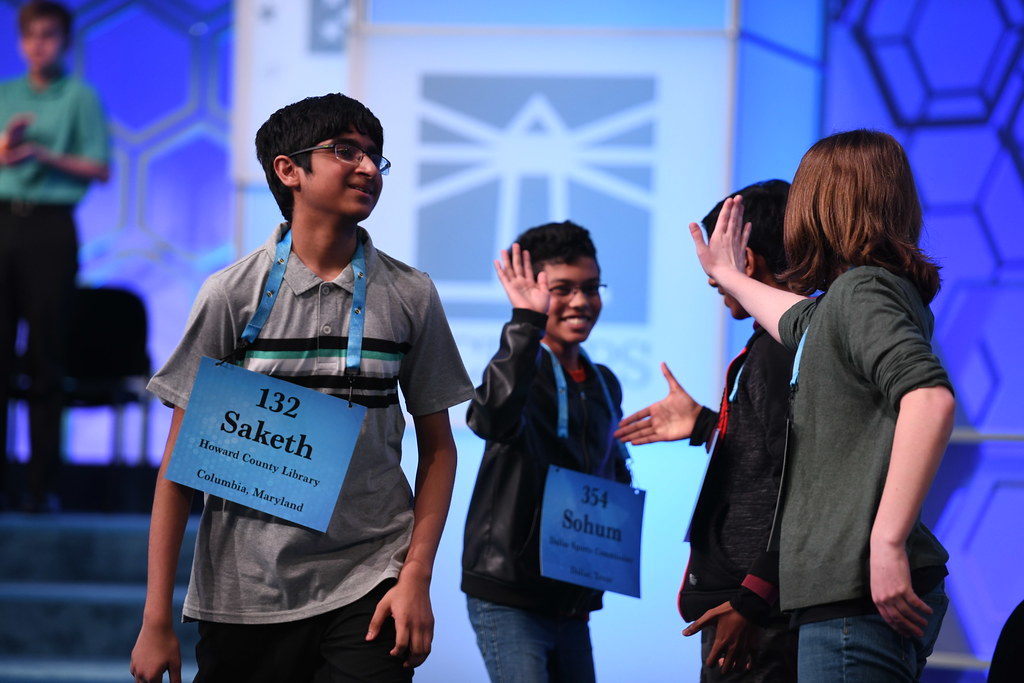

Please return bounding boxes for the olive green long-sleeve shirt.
[777,266,951,611]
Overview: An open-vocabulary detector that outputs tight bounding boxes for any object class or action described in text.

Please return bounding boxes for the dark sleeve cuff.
[730,549,781,627]
[730,585,774,628]
[511,307,549,329]
[689,406,718,449]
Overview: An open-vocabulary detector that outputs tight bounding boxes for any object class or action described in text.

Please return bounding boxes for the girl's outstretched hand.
[494,242,550,314]
[688,195,752,281]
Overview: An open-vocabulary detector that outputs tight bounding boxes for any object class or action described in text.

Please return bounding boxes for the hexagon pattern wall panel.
[830,0,1024,673]
[0,0,233,461]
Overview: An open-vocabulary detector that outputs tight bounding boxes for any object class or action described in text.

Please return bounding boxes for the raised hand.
[614,363,702,444]
[689,195,751,281]
[494,242,550,314]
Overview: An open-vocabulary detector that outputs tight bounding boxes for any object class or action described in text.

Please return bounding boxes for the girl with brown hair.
[690,129,954,682]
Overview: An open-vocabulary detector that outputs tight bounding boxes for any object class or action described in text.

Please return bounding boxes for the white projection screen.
[234,3,739,680]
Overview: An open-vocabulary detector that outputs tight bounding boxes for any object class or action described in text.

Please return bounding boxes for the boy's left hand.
[366,562,434,667]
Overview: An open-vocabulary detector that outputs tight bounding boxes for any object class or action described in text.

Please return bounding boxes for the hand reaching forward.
[689,195,751,282]
[495,242,549,314]
[614,363,702,444]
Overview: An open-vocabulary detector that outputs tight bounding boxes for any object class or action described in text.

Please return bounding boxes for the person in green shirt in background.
[0,0,110,512]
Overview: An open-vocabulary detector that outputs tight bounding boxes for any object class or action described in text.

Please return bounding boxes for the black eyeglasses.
[547,283,607,299]
[287,143,391,175]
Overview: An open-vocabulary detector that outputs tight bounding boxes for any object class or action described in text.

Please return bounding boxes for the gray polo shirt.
[777,266,951,611]
[150,224,473,623]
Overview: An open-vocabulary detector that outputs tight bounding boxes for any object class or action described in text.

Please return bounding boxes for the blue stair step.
[0,513,195,584]
[0,656,198,683]
[0,512,199,673]
[0,581,198,658]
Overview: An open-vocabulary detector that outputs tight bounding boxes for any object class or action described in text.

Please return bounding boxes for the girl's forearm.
[871,386,955,548]
[710,268,805,343]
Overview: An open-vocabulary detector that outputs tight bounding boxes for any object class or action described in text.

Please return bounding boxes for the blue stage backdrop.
[0,0,235,466]
[823,2,1024,678]
[0,1,1020,681]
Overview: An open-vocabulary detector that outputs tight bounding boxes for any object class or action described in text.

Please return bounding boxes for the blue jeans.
[466,596,596,683]
[797,582,948,683]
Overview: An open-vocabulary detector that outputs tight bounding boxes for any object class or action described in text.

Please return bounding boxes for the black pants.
[194,579,414,683]
[0,200,78,507]
[700,617,799,682]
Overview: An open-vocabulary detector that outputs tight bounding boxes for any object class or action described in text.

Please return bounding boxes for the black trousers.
[0,200,78,506]
[194,579,414,683]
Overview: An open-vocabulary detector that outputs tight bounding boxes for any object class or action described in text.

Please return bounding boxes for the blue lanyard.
[239,226,368,377]
[728,364,745,402]
[544,344,572,440]
[542,345,627,463]
[790,328,809,389]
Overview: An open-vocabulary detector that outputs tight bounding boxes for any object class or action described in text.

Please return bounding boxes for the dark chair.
[988,598,1024,682]
[62,286,152,464]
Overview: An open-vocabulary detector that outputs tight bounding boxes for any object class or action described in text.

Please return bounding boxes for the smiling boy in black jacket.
[462,221,630,683]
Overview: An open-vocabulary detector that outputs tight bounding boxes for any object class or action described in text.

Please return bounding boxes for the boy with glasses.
[462,220,631,683]
[130,93,473,683]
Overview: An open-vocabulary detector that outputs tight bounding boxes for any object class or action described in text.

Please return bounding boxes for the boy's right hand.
[615,362,701,444]
[2,114,32,147]
[494,242,550,315]
[130,622,182,683]
[0,114,33,166]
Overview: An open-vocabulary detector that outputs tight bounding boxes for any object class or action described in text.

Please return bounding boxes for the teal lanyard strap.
[542,345,629,460]
[238,229,368,378]
[344,242,368,375]
[728,364,745,402]
[241,227,293,345]
[790,328,809,389]
[544,345,570,440]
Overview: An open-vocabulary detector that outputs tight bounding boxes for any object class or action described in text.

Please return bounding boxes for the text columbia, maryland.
[193,436,322,512]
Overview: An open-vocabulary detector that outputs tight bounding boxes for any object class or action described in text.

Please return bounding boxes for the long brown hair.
[782,129,941,302]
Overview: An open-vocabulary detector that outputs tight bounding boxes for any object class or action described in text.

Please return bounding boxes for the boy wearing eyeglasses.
[130,93,473,683]
[462,221,631,683]
[616,180,798,681]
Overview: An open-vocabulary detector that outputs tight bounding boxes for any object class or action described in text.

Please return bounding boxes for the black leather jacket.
[461,308,630,617]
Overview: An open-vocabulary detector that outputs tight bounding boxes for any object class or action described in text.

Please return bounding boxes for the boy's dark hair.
[514,220,598,274]
[18,0,72,41]
[703,179,790,278]
[255,93,384,221]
